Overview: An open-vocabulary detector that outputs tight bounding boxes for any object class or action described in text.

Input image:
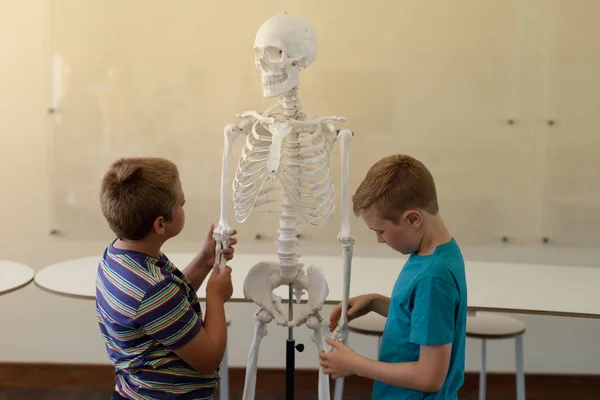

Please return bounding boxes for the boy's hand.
[199,223,237,270]
[319,338,362,379]
[329,294,373,332]
[206,264,233,303]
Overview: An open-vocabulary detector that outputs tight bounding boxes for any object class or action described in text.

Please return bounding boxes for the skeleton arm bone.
[338,129,353,239]
[330,129,355,346]
[215,120,251,271]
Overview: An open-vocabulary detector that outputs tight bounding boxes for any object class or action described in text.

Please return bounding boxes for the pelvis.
[243,261,329,327]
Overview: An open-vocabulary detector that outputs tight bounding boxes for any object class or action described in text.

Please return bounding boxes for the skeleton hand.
[328,324,347,347]
[201,223,236,270]
[214,225,236,271]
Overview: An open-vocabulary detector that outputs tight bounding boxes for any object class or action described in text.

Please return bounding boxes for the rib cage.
[233,119,337,226]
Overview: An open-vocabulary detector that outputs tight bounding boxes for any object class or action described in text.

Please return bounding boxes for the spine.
[277,88,302,280]
[277,195,300,280]
[281,87,299,118]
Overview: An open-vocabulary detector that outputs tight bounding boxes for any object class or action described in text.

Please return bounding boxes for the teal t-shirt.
[372,238,467,399]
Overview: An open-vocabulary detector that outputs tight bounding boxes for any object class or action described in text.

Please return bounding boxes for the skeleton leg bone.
[242,309,274,400]
[306,314,331,400]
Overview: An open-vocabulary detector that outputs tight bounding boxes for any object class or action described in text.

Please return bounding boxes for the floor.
[0,388,543,400]
[0,389,114,400]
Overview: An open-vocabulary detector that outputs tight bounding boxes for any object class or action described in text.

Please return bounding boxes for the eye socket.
[264,46,284,62]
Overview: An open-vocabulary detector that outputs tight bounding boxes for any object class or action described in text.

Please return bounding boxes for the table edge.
[34,281,96,301]
[0,278,34,296]
[470,306,600,319]
[27,286,600,320]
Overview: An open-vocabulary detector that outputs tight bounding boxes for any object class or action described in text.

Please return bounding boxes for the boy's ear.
[153,216,166,234]
[403,209,422,227]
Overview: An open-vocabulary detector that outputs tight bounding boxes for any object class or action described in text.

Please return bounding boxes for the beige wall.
[2,0,600,376]
[45,0,600,248]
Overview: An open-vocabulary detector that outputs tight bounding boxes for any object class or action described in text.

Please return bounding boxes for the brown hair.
[352,154,439,221]
[100,157,179,240]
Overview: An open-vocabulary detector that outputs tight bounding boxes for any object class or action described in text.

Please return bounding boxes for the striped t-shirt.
[96,240,218,400]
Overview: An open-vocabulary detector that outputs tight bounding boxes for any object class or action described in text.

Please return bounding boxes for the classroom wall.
[2,0,600,376]
[43,0,600,249]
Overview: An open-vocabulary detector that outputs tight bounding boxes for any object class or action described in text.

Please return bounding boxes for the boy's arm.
[181,253,212,291]
[135,280,227,373]
[370,293,391,317]
[321,340,451,392]
[351,344,452,392]
[173,293,227,372]
[374,276,458,391]
[322,276,458,392]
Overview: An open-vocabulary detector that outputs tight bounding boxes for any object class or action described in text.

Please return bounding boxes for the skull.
[254,13,317,98]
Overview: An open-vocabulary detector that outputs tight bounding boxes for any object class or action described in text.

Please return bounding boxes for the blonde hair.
[100,157,179,240]
[352,154,439,221]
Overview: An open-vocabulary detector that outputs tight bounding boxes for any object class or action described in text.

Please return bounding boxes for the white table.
[0,260,35,295]
[33,252,600,319]
[34,256,99,299]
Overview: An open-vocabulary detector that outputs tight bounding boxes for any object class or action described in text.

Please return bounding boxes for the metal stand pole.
[286,284,295,400]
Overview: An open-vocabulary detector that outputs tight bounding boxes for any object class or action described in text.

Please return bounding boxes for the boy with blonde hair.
[320,154,467,399]
[96,157,237,400]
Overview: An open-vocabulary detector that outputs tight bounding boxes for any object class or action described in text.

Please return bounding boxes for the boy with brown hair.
[320,154,467,399]
[96,157,237,400]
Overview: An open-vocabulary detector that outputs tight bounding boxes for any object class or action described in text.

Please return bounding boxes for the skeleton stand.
[286,285,296,399]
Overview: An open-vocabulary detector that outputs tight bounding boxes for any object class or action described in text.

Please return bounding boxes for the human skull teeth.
[262,74,287,87]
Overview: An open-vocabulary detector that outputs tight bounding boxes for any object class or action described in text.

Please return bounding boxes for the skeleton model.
[214,13,354,400]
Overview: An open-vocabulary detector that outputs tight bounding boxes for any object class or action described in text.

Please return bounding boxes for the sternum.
[277,195,301,280]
